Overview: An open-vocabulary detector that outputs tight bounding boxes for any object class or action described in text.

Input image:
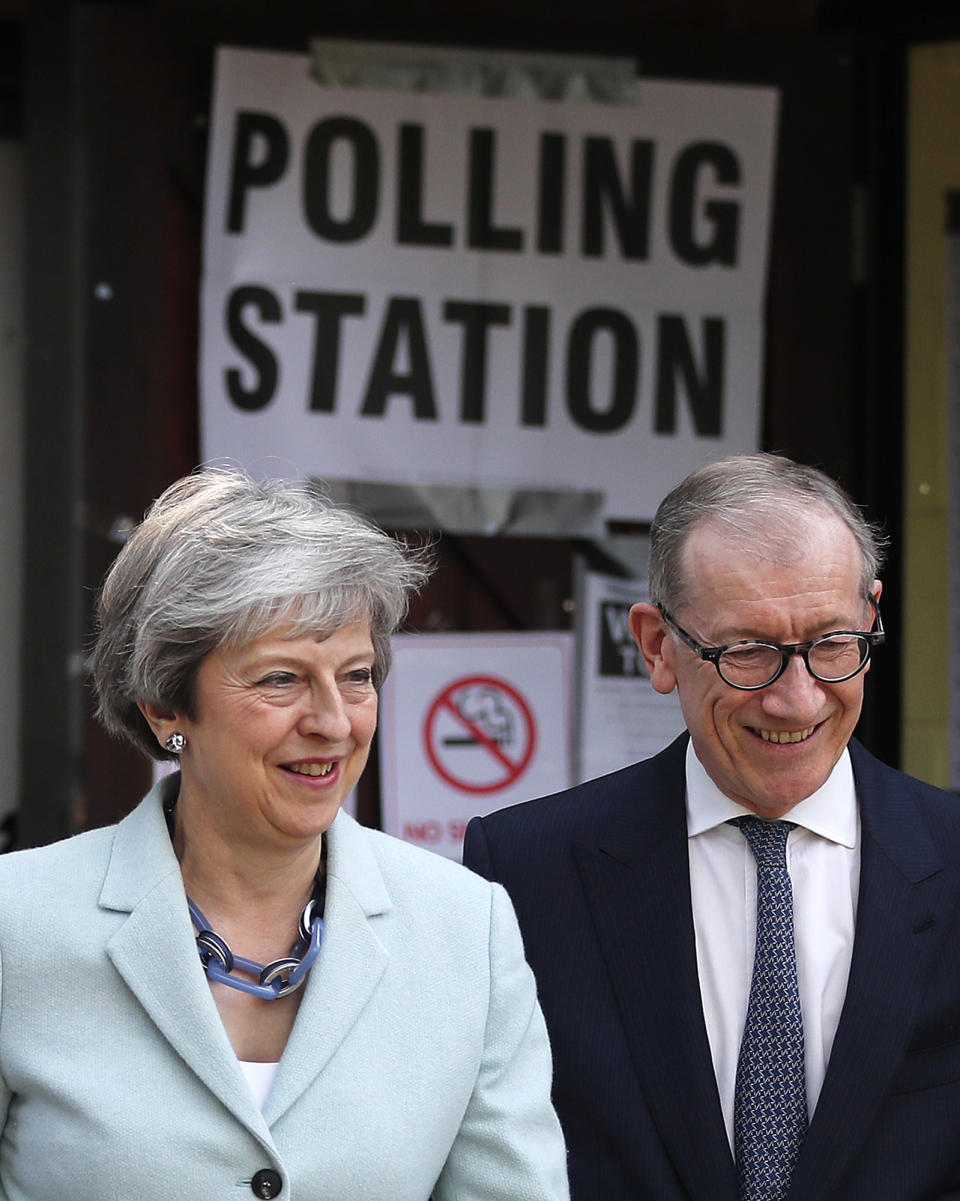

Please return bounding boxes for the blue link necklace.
[165,798,326,1001]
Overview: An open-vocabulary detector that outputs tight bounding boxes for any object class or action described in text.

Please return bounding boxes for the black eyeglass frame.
[655,595,885,691]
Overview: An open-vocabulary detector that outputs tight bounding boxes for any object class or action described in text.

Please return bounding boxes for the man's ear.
[137,700,181,752]
[629,603,679,695]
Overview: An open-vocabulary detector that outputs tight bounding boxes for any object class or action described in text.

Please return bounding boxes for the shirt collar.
[685,739,858,848]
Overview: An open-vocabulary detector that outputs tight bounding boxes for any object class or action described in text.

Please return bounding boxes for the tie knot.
[731,815,796,865]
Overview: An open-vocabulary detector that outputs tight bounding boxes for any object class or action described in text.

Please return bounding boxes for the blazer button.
[250,1168,283,1198]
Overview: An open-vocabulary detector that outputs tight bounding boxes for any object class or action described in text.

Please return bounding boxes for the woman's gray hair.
[649,453,887,613]
[92,467,433,760]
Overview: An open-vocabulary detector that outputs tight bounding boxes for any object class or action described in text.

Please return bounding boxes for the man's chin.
[739,769,832,818]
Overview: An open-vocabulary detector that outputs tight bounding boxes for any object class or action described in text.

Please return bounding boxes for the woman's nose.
[297,684,352,741]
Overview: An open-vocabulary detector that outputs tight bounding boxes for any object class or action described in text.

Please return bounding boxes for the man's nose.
[760,651,825,716]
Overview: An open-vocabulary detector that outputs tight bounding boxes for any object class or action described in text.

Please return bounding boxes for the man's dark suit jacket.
[463,734,960,1201]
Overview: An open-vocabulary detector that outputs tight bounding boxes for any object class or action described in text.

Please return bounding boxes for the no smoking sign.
[424,675,536,794]
[380,632,573,859]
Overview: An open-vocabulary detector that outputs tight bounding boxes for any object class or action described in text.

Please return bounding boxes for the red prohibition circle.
[423,675,537,795]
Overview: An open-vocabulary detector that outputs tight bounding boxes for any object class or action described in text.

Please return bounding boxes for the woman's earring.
[164,731,187,755]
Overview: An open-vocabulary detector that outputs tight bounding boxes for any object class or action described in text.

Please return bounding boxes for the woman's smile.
[284,759,338,778]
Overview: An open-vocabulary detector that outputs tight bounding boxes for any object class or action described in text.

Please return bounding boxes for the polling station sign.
[201,47,778,522]
[379,633,573,859]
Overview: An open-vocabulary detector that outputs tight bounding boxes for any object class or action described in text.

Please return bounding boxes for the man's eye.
[725,645,770,664]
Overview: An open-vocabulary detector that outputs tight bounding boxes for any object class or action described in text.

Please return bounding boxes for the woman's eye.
[258,672,297,688]
[345,668,373,686]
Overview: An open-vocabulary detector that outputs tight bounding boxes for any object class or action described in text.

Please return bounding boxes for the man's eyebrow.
[705,614,867,645]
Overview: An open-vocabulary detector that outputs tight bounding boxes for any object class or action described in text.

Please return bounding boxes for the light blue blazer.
[0,776,569,1201]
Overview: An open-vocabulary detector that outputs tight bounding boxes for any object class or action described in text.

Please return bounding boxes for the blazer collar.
[264,810,391,1124]
[101,777,271,1141]
[99,772,184,911]
[100,779,393,1135]
[573,734,740,1201]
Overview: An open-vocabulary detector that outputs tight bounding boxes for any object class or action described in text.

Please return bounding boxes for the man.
[464,453,960,1201]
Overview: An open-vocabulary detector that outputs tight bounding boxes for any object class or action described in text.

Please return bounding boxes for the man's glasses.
[656,596,885,691]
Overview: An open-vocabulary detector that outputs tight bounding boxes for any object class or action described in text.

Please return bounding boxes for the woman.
[0,468,569,1201]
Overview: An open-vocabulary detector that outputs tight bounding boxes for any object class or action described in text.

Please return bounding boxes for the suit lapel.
[788,743,960,1200]
[265,810,390,1125]
[565,736,960,1201]
[101,779,272,1141]
[574,737,739,1201]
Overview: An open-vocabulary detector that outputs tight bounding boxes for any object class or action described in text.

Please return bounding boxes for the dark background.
[4,0,956,844]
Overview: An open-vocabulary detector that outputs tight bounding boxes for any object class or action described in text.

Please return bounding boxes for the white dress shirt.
[686,740,860,1148]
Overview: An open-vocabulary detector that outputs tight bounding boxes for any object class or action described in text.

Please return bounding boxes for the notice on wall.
[576,569,686,782]
[201,46,779,523]
[379,632,572,859]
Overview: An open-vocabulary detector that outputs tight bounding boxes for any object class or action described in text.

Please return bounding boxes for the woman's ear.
[629,603,679,695]
[137,701,182,753]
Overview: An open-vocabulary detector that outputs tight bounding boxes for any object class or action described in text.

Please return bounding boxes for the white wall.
[0,140,23,824]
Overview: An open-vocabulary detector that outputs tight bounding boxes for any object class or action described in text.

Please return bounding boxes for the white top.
[686,740,860,1148]
[239,1060,279,1110]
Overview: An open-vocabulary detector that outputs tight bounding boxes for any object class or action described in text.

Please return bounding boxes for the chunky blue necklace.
[188,888,325,1001]
[164,796,326,1001]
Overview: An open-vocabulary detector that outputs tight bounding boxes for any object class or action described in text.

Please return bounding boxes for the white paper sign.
[576,569,686,782]
[201,47,779,522]
[379,632,573,858]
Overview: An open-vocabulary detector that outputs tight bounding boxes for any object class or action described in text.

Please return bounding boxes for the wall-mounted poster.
[201,46,779,524]
[575,568,686,783]
[379,632,573,859]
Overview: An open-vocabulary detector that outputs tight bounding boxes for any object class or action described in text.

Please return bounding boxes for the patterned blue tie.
[732,817,807,1201]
